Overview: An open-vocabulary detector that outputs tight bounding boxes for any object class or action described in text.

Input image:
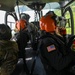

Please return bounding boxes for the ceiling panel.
[0,0,74,11]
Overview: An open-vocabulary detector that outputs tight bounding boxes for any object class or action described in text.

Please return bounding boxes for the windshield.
[15,2,61,22]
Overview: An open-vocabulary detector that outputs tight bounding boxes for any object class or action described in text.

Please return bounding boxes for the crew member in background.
[38,11,75,75]
[14,18,30,75]
[20,13,38,51]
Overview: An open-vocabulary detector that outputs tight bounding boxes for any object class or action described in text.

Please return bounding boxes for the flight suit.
[16,29,29,56]
[39,32,75,75]
[15,29,30,75]
[27,22,38,51]
[0,40,18,75]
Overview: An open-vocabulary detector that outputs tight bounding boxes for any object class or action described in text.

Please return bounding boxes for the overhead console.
[27,2,46,11]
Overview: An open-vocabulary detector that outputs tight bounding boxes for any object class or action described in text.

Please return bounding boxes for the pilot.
[15,19,29,51]
[20,13,38,50]
[55,16,67,43]
[0,24,18,75]
[38,11,75,75]
[14,13,38,75]
[56,16,67,36]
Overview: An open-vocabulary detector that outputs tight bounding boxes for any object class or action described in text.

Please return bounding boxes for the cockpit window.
[42,2,61,16]
[14,2,61,22]
[0,10,6,23]
[43,2,60,9]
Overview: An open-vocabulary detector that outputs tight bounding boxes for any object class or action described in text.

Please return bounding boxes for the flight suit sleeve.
[16,31,29,50]
[41,37,74,71]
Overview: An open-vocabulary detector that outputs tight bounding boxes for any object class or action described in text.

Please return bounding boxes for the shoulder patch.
[47,44,56,52]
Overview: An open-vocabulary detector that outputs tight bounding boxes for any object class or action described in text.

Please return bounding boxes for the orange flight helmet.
[39,14,56,32]
[16,19,27,31]
[40,16,45,30]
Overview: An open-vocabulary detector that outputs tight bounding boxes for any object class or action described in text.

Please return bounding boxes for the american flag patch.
[47,44,56,52]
